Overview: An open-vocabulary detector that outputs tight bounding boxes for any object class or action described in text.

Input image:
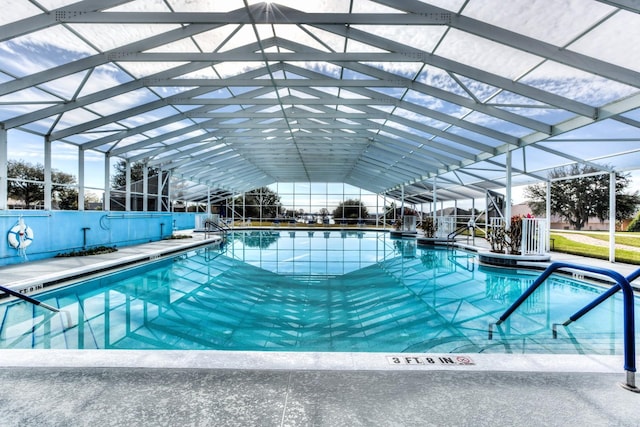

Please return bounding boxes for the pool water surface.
[0,231,636,354]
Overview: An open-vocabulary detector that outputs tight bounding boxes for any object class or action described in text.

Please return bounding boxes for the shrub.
[421,217,437,238]
[627,212,640,232]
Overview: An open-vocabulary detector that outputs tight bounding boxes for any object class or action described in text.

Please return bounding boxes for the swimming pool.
[0,230,636,354]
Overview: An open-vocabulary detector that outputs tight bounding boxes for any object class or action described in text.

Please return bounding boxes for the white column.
[142,163,148,212]
[78,148,85,211]
[0,128,7,210]
[157,166,162,211]
[546,181,551,251]
[167,170,172,212]
[471,198,476,245]
[383,195,387,229]
[125,160,131,211]
[454,199,458,225]
[401,184,405,218]
[505,148,512,229]
[232,193,235,225]
[142,163,149,212]
[609,172,616,262]
[44,138,52,210]
[432,178,437,223]
[207,186,211,215]
[104,154,110,211]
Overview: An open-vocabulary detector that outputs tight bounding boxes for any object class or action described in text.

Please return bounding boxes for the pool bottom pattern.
[0,242,629,354]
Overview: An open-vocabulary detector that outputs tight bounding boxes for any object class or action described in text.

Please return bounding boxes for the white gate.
[521,218,548,255]
[436,216,455,238]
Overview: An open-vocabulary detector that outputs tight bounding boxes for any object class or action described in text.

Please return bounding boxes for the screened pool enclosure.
[0,0,639,255]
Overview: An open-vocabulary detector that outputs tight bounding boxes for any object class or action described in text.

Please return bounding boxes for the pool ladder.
[0,284,74,329]
[488,262,638,393]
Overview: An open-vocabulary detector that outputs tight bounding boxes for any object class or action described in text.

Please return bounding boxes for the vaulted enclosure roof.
[2,0,640,202]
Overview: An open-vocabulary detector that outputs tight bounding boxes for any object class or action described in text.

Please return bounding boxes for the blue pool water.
[0,230,636,353]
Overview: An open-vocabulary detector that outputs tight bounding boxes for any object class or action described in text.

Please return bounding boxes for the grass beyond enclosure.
[550,232,640,265]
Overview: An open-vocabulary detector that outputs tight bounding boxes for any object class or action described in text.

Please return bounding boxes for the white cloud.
[520,61,639,106]
[463,0,614,47]
[569,11,640,71]
[0,0,41,26]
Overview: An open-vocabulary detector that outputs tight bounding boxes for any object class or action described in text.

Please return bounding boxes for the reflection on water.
[0,231,633,355]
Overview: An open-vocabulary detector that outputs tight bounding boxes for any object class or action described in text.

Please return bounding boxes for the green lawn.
[550,232,640,264]
[570,232,640,247]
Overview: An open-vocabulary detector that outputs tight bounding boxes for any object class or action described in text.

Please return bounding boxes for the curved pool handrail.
[565,267,640,325]
[493,261,637,392]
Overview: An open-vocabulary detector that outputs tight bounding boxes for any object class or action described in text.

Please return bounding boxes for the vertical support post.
[546,181,551,251]
[44,137,52,210]
[505,147,512,230]
[125,159,131,211]
[0,127,7,210]
[156,166,162,211]
[401,184,405,220]
[432,177,437,225]
[393,196,396,224]
[167,170,172,212]
[610,171,616,263]
[358,187,362,223]
[471,198,476,246]
[142,163,148,212]
[383,195,387,229]
[78,148,85,211]
[104,155,111,211]
[232,192,236,226]
[454,199,458,229]
[207,185,211,215]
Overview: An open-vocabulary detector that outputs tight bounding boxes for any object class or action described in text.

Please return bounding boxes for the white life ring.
[8,221,34,249]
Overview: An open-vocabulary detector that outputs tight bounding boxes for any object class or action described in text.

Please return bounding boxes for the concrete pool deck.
[1,229,639,426]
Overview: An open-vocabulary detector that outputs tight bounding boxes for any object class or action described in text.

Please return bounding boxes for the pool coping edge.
[0,349,628,374]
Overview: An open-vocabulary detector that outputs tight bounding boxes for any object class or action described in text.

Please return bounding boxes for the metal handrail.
[489,262,637,392]
[560,268,640,328]
[0,285,74,329]
[203,219,231,242]
[447,224,468,240]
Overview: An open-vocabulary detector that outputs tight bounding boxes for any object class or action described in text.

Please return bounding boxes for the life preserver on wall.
[7,219,34,249]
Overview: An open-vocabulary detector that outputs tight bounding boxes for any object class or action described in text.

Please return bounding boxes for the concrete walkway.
[0,365,637,426]
[1,229,639,426]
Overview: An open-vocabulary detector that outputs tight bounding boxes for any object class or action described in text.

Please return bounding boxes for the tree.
[616,193,640,226]
[627,211,640,232]
[8,159,78,209]
[7,160,43,207]
[84,192,102,210]
[111,160,159,189]
[524,164,640,230]
[332,199,368,224]
[53,170,79,210]
[233,187,282,219]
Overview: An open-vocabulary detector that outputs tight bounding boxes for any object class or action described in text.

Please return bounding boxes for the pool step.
[404,333,627,355]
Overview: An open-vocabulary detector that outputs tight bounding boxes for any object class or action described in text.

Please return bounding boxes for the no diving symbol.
[455,356,474,365]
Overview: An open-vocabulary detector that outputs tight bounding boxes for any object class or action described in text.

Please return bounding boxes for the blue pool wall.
[0,211,197,266]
